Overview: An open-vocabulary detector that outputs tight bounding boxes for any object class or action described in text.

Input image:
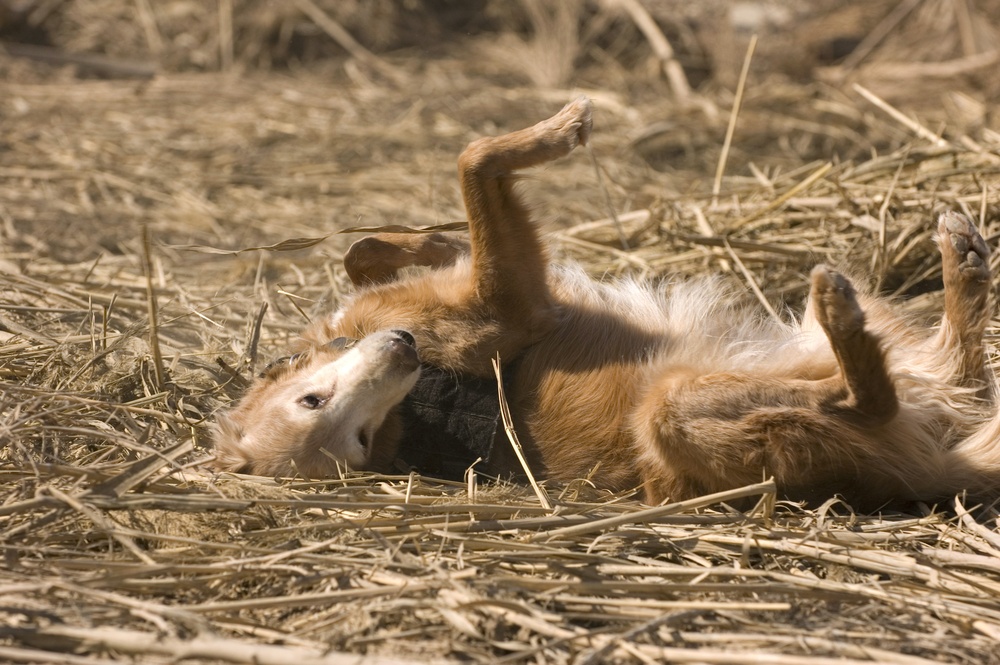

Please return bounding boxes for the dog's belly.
[496,270,824,492]
[501,283,676,491]
[511,354,649,491]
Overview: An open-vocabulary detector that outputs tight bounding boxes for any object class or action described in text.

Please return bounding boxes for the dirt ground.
[3,1,1000,663]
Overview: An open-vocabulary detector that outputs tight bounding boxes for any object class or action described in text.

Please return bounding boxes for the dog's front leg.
[457,97,592,327]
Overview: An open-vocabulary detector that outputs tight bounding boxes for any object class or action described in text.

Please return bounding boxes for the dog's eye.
[299,394,326,409]
[326,337,358,350]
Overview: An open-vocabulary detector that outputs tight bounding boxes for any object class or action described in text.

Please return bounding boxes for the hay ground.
[3,2,1000,663]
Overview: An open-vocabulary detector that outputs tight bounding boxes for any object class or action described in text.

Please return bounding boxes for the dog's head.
[213,329,420,478]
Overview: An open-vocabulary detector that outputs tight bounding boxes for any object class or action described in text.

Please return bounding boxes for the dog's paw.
[938,211,990,285]
[541,95,593,152]
[810,265,865,339]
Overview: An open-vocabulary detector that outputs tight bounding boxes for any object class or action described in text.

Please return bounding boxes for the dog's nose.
[391,330,416,347]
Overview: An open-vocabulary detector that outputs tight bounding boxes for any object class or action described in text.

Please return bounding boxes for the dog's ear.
[210,412,251,473]
[344,233,469,287]
[259,353,301,380]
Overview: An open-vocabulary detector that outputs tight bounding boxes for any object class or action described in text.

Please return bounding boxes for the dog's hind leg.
[344,233,469,286]
[808,266,899,424]
[457,97,592,324]
[934,211,992,392]
[636,268,903,506]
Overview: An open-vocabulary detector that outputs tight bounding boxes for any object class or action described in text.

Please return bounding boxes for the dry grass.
[3,1,1000,663]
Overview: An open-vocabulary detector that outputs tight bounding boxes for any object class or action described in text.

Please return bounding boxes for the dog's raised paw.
[938,211,990,285]
[542,96,593,152]
[810,265,865,339]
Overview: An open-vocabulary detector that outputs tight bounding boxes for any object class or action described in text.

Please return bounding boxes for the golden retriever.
[213,97,1000,508]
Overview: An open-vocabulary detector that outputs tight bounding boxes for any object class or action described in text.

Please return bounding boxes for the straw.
[3,3,1000,663]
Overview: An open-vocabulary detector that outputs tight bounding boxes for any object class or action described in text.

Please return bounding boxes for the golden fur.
[214,97,1000,509]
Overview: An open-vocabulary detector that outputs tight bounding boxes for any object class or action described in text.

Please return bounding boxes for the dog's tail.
[945,409,1000,500]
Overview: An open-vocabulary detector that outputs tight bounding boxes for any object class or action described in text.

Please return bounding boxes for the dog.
[213,97,1000,509]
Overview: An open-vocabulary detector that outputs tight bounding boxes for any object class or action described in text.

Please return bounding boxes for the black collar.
[396,362,517,480]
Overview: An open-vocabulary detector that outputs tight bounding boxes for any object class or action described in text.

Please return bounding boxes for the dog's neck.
[394,362,518,479]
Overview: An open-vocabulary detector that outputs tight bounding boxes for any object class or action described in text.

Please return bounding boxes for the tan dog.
[214,97,1000,508]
